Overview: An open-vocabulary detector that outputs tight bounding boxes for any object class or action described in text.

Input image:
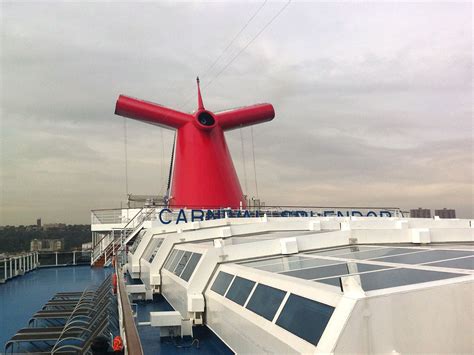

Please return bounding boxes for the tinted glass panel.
[147,238,164,263]
[163,249,178,270]
[316,277,342,287]
[337,247,423,260]
[129,230,146,254]
[377,250,473,265]
[211,272,234,295]
[259,258,340,273]
[246,284,286,321]
[280,262,390,280]
[427,256,474,270]
[276,294,334,345]
[180,253,202,282]
[167,250,184,272]
[307,246,378,257]
[241,255,312,269]
[225,276,255,306]
[174,251,192,276]
[353,268,463,291]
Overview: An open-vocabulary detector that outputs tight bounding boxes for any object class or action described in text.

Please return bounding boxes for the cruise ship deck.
[90,211,474,354]
[0,265,111,350]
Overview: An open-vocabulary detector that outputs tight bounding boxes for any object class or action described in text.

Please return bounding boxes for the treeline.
[0,225,91,253]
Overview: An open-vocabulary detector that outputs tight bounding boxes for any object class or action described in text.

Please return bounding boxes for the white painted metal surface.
[111,215,474,353]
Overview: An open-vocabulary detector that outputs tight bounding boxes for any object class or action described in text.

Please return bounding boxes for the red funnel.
[115,79,275,209]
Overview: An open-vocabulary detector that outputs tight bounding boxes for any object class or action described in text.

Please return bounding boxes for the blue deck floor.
[135,293,234,355]
[0,265,112,349]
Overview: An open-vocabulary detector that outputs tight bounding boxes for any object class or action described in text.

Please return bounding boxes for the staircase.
[91,207,157,267]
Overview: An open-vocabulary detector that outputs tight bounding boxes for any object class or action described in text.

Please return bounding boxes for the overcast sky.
[1,1,472,225]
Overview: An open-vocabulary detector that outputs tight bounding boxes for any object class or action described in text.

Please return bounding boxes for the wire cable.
[182,0,292,110]
[240,127,248,196]
[251,126,259,199]
[123,118,129,204]
[178,1,267,109]
[205,0,291,87]
[201,0,267,79]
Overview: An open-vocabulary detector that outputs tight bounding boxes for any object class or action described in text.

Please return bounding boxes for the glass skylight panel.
[258,257,341,273]
[147,238,164,263]
[357,268,465,291]
[163,249,178,270]
[241,255,313,269]
[276,294,334,346]
[318,268,465,291]
[333,247,423,260]
[174,251,192,276]
[180,253,202,282]
[307,246,379,257]
[246,284,286,321]
[376,249,474,265]
[425,256,474,270]
[280,262,391,280]
[225,276,255,306]
[211,271,234,296]
[129,230,146,254]
[165,250,184,272]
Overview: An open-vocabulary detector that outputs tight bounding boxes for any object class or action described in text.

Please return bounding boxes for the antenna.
[197,76,205,110]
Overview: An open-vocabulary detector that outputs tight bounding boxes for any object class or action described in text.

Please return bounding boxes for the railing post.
[14,258,18,276]
[4,260,7,279]
[73,251,76,265]
[10,258,13,278]
[55,252,58,266]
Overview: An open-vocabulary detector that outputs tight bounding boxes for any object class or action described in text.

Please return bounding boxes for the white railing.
[91,207,158,265]
[0,252,39,283]
[91,209,124,224]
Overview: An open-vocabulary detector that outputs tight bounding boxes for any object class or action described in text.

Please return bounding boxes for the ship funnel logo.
[114,79,275,209]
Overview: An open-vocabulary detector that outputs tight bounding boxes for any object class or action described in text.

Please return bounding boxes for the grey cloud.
[1,1,472,224]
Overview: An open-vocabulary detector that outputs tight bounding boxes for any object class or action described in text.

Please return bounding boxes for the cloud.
[0,1,472,224]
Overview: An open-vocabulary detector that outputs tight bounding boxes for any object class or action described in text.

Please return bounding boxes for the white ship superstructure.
[91,211,474,354]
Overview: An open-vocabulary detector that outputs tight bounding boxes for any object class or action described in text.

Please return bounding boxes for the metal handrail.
[91,207,158,265]
[117,268,143,354]
[91,208,145,264]
[116,207,157,255]
[93,208,143,249]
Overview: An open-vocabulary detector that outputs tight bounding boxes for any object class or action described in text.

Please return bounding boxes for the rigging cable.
[123,117,129,203]
[201,0,267,79]
[240,127,248,197]
[159,128,165,195]
[180,0,270,109]
[250,126,259,199]
[202,0,292,91]
[166,132,177,205]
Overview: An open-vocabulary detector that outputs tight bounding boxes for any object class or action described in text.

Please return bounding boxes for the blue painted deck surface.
[136,294,234,355]
[0,265,111,349]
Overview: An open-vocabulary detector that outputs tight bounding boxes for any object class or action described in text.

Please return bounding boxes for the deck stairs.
[91,207,157,267]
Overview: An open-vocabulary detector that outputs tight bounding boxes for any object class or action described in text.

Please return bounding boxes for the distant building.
[410,208,431,218]
[36,218,42,227]
[435,208,456,219]
[30,239,64,252]
[30,239,42,252]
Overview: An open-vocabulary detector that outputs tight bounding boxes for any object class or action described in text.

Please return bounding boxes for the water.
[0,265,111,349]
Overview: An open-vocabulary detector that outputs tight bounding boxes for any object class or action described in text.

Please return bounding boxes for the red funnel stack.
[115,79,275,209]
